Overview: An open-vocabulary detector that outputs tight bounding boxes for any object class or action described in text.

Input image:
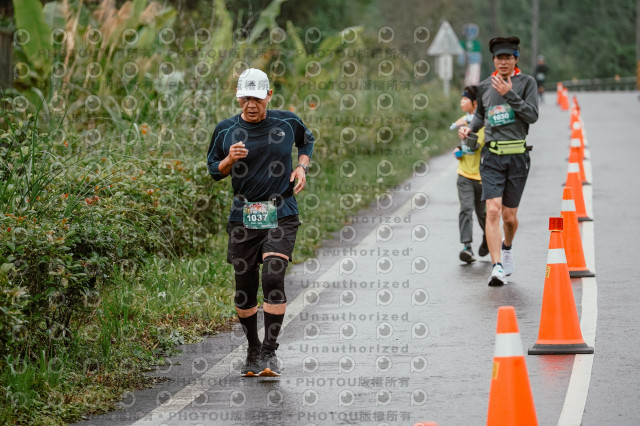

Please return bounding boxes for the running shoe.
[459,246,476,263]
[501,246,514,276]
[488,264,507,286]
[478,235,489,257]
[240,345,262,377]
[258,346,282,377]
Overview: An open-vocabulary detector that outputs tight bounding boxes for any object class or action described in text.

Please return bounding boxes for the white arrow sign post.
[427,20,464,97]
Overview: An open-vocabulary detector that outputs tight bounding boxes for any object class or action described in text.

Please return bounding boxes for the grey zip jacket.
[469,72,539,143]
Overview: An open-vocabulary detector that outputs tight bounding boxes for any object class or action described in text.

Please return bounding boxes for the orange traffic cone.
[570,121,586,154]
[568,139,588,185]
[560,88,570,111]
[487,306,538,426]
[528,218,594,355]
[569,98,581,133]
[556,82,563,105]
[571,95,580,112]
[561,188,595,278]
[569,108,580,130]
[565,157,593,222]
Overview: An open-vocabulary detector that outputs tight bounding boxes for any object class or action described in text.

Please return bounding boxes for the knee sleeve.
[262,256,288,304]
[234,265,259,309]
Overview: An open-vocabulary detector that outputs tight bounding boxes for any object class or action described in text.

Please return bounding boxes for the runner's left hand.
[291,167,306,194]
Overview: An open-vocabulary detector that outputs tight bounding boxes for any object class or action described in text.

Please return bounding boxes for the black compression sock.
[263,311,284,348]
[502,241,512,250]
[238,312,261,347]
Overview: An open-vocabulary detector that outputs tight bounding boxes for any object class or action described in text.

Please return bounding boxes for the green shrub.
[0,267,29,357]
[0,0,463,423]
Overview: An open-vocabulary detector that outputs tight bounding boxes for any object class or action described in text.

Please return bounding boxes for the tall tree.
[489,0,499,37]
[637,0,639,88]
[531,0,539,71]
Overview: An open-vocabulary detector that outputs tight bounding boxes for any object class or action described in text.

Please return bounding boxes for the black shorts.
[226,215,301,268]
[480,146,530,208]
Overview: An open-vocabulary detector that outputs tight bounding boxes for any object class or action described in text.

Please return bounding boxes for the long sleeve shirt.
[207,110,315,221]
[469,73,539,143]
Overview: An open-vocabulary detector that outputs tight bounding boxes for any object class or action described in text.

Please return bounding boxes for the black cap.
[489,36,520,56]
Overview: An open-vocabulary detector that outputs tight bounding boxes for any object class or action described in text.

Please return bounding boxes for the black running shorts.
[226,215,301,267]
[480,146,530,208]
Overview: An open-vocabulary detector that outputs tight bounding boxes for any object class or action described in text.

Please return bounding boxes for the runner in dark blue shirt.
[208,110,314,221]
[207,68,314,377]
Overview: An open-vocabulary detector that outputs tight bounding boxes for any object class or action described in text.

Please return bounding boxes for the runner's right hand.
[458,126,471,140]
[228,142,248,162]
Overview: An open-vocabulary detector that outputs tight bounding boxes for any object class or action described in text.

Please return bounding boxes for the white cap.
[236,68,270,99]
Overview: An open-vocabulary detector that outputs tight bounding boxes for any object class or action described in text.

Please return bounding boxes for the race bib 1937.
[487,104,516,127]
[243,201,277,229]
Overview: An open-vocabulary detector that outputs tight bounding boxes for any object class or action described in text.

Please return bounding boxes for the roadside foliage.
[0,0,458,423]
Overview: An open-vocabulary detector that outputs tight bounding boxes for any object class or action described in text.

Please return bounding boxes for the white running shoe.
[488,264,507,286]
[501,246,514,276]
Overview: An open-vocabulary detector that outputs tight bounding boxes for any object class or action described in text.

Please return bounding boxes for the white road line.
[583,158,593,184]
[130,176,426,426]
[558,353,595,426]
[557,150,597,425]
[582,184,594,220]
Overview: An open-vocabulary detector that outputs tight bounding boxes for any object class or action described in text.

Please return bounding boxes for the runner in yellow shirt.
[451,86,488,263]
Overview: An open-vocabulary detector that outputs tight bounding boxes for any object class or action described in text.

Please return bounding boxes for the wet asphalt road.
[74,91,640,426]
[578,92,640,425]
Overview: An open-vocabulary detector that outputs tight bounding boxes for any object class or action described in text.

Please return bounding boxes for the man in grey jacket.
[459,36,539,286]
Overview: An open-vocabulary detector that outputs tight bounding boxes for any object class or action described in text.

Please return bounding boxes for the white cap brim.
[236,89,268,99]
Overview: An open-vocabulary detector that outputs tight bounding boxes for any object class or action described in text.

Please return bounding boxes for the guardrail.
[554,76,638,91]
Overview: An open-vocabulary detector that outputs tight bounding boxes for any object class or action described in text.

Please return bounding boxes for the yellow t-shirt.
[457,119,485,181]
